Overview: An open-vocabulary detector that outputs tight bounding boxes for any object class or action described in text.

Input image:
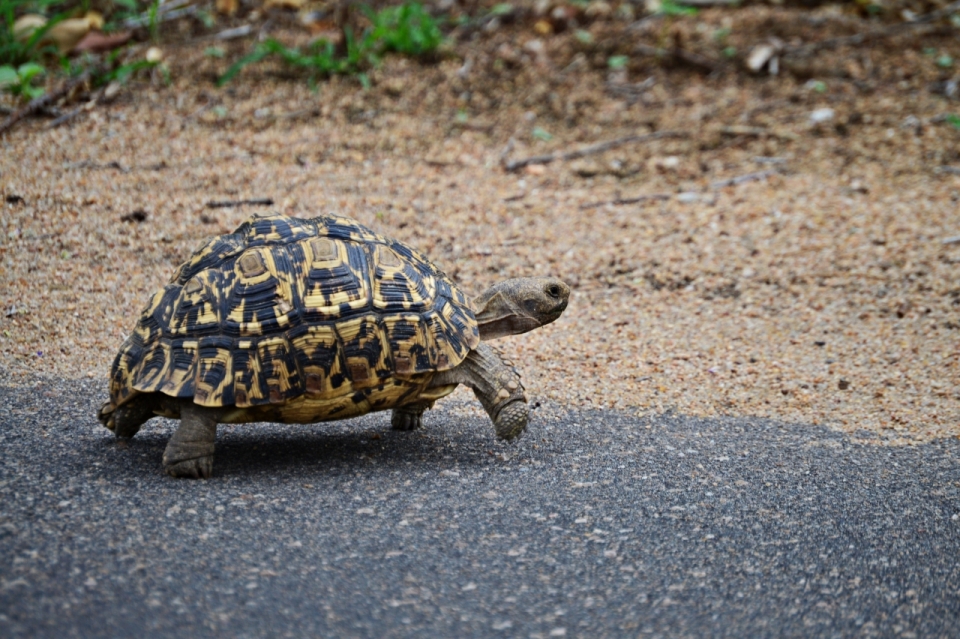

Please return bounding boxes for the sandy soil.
[2,5,959,442]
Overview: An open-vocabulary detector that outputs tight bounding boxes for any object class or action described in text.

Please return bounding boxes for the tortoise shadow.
[105,415,513,479]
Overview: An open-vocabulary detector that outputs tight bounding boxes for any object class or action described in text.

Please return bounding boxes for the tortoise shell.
[106,214,479,422]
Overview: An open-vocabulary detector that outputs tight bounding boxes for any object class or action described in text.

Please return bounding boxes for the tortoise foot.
[163,456,214,479]
[391,408,423,431]
[494,400,528,441]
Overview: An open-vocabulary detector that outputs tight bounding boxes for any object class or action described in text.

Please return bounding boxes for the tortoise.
[98,213,570,478]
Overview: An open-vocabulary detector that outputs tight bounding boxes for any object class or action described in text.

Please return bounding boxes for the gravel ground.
[2,374,959,638]
[3,8,960,440]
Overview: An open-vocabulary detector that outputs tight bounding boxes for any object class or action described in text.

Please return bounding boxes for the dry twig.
[206,198,275,208]
[211,25,254,41]
[711,170,778,190]
[605,77,656,103]
[720,125,799,141]
[502,130,686,172]
[47,107,85,129]
[580,193,672,210]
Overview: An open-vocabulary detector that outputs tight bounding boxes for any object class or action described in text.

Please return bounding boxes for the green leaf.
[946,114,960,130]
[607,55,629,69]
[197,10,216,29]
[0,66,19,88]
[204,47,225,58]
[936,55,954,69]
[657,0,698,16]
[490,3,514,16]
[574,30,593,44]
[17,62,45,83]
[532,127,552,141]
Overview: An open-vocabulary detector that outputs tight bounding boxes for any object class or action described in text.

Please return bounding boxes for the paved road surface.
[1,376,958,638]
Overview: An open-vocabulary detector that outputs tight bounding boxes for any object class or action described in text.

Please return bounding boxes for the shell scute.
[169,270,222,337]
[240,215,315,247]
[300,240,368,320]
[173,233,245,285]
[256,336,302,404]
[225,246,299,337]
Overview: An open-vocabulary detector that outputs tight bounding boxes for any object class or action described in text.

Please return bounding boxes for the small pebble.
[810,108,835,124]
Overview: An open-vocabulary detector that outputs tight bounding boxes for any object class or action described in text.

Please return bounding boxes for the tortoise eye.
[546,284,561,298]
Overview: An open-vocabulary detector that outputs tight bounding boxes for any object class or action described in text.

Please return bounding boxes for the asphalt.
[1,374,958,639]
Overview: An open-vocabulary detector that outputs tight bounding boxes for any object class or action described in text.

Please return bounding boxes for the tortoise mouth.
[541,300,567,324]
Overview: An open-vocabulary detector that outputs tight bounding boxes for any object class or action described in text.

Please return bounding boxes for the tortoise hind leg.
[162,401,221,479]
[391,401,432,431]
[98,394,161,439]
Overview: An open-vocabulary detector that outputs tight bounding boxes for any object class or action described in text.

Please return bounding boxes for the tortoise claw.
[163,456,213,479]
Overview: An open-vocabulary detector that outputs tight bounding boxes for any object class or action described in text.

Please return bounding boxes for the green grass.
[656,0,699,17]
[0,0,65,67]
[218,2,444,87]
[364,1,442,57]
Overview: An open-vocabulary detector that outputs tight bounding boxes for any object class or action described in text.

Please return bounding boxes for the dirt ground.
[2,4,959,443]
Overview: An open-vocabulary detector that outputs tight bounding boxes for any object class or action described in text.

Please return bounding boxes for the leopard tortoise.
[98,213,569,478]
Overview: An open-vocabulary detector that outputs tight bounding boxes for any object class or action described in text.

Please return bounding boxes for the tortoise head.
[473,277,570,340]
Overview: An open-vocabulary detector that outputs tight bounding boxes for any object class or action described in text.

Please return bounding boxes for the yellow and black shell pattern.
[106,214,479,419]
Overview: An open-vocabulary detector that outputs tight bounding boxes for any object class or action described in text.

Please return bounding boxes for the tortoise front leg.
[432,343,528,440]
[162,401,220,479]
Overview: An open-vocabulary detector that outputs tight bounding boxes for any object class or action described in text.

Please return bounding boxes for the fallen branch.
[711,170,777,190]
[941,235,960,245]
[0,68,94,136]
[580,193,672,210]
[785,0,960,57]
[502,130,686,172]
[206,198,275,208]
[936,166,960,175]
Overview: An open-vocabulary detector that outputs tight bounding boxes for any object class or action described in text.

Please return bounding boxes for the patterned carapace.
[106,214,480,421]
